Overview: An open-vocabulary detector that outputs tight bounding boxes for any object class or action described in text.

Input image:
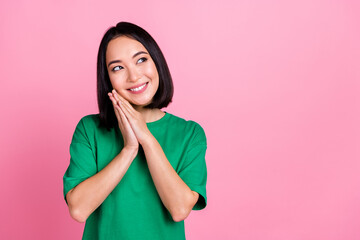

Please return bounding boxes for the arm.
[66,92,139,223]
[142,135,199,222]
[66,146,137,223]
[112,90,199,222]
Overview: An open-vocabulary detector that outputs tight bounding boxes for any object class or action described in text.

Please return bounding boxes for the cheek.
[109,78,117,89]
[109,74,124,89]
[143,63,159,79]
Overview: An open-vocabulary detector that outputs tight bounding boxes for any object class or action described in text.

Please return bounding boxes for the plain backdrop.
[0,0,359,239]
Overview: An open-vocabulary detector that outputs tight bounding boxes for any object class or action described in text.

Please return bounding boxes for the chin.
[129,99,153,108]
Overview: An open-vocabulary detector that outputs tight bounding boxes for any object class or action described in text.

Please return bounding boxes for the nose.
[127,66,141,82]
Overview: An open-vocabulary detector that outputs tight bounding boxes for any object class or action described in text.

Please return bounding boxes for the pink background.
[0,0,359,239]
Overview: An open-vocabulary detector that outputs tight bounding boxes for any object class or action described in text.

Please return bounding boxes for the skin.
[66,36,199,223]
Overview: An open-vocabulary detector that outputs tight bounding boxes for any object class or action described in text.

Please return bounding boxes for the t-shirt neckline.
[146,111,170,128]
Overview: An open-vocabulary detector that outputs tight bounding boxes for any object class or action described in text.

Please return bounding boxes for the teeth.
[130,83,146,92]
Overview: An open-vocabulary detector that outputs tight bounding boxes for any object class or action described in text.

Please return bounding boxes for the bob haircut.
[97,22,174,129]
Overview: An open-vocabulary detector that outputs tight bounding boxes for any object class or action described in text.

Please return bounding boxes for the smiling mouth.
[128,82,148,92]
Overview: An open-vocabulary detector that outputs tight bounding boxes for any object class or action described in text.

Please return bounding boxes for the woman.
[63,22,207,240]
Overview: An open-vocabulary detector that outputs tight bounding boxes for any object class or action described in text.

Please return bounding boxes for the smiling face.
[106,36,159,108]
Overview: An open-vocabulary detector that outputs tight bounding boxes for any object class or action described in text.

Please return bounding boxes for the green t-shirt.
[63,112,207,240]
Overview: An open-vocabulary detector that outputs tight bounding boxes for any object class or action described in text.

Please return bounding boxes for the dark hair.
[97,22,174,129]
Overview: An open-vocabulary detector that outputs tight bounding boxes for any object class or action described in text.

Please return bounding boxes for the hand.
[111,90,152,145]
[108,91,139,150]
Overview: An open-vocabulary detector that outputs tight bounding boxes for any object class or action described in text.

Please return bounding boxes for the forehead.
[106,36,147,61]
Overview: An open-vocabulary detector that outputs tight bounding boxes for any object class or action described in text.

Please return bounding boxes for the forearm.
[66,146,137,222]
[141,135,199,222]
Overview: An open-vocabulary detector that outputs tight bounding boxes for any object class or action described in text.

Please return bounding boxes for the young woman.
[63,22,207,240]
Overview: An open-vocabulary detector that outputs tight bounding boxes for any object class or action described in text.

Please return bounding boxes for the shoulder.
[72,114,102,138]
[79,114,100,125]
[75,114,101,130]
[166,113,207,145]
[79,114,100,126]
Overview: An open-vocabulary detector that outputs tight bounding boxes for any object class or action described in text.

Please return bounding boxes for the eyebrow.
[107,51,148,67]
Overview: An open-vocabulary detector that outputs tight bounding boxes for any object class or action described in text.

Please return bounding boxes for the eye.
[112,66,123,72]
[137,57,147,64]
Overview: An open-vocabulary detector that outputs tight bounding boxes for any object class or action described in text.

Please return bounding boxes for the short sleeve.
[178,123,207,210]
[63,118,97,204]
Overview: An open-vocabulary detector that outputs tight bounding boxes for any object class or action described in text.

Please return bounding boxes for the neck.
[133,106,165,123]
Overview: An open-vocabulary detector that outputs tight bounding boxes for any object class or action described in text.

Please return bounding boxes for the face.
[106,36,159,108]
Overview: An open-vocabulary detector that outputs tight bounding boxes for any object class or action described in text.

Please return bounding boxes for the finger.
[112,89,134,111]
[119,99,137,119]
[108,92,120,109]
[110,91,122,110]
[112,89,137,119]
[108,93,123,125]
[111,92,129,117]
[108,93,120,110]
[111,89,123,104]
[111,90,135,122]
[110,93,132,126]
[108,93,119,113]
[117,104,129,127]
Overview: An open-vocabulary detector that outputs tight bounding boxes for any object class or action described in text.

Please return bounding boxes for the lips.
[127,82,148,94]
